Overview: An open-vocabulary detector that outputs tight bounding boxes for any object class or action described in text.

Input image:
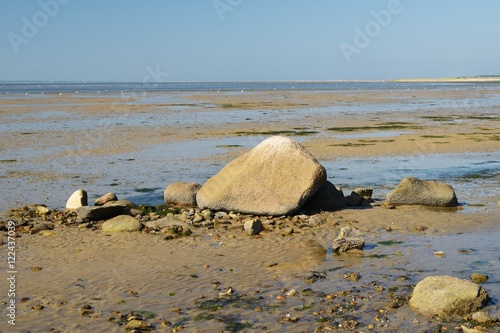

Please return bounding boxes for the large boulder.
[386,177,458,207]
[66,189,88,209]
[301,181,346,213]
[196,136,327,215]
[409,275,490,316]
[164,182,201,206]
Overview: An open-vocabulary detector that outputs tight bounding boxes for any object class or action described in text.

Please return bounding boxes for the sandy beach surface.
[1,86,499,332]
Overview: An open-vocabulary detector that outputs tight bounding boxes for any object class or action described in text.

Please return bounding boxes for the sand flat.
[1,87,500,331]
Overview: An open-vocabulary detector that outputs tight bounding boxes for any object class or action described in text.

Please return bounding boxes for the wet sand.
[2,206,499,332]
[1,88,500,332]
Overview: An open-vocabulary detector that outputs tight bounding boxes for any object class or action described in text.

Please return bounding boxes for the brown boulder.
[196,136,327,215]
[386,177,458,207]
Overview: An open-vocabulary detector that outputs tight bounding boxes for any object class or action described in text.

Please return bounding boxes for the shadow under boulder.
[301,181,346,213]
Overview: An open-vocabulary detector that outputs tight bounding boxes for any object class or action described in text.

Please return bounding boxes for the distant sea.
[2,81,500,95]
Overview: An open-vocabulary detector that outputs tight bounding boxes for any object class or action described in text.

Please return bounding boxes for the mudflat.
[1,87,499,332]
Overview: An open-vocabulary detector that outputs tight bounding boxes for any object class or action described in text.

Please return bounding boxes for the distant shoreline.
[389,76,500,83]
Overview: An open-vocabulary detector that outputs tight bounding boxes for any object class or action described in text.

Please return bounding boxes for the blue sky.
[1,0,499,81]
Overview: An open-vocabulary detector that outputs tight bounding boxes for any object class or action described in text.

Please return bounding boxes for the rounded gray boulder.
[409,275,489,316]
[386,177,458,207]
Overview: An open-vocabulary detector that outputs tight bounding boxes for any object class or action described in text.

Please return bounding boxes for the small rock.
[471,310,494,323]
[308,215,324,227]
[332,226,365,252]
[102,215,142,232]
[66,189,88,209]
[281,227,294,236]
[461,325,486,333]
[94,192,117,206]
[470,273,489,284]
[344,272,361,281]
[74,204,129,221]
[164,182,201,206]
[343,193,365,207]
[244,218,264,235]
[214,211,229,219]
[352,187,373,198]
[103,200,135,207]
[192,213,204,223]
[143,216,183,230]
[29,204,50,215]
[125,319,154,331]
[29,222,52,234]
[201,209,214,220]
[219,287,235,297]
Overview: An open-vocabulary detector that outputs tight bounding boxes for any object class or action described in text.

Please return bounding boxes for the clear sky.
[1,0,499,82]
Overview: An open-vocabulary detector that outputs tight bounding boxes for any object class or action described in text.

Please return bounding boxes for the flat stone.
[143,216,184,230]
[94,192,117,206]
[102,215,142,232]
[386,177,458,207]
[103,200,135,207]
[66,189,88,209]
[343,193,365,207]
[409,275,489,316]
[73,204,129,221]
[196,136,326,215]
[164,182,201,206]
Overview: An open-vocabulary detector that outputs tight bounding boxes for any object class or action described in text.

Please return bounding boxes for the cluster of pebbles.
[0,197,334,240]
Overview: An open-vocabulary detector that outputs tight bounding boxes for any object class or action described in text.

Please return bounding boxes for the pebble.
[471,310,494,323]
[215,211,229,219]
[344,272,361,281]
[125,319,153,331]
